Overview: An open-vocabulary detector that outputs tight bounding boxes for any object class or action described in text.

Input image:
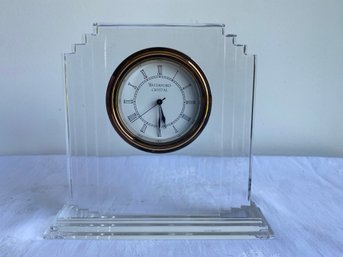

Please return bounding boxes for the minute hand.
[132,97,166,122]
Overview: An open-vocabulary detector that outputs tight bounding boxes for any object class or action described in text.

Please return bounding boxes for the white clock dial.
[119,60,200,143]
[106,48,211,153]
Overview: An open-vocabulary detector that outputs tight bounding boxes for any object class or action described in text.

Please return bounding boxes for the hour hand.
[157,105,162,137]
[160,106,166,127]
[157,98,166,137]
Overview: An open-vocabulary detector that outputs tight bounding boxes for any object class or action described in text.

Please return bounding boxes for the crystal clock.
[46,24,273,240]
[106,47,211,153]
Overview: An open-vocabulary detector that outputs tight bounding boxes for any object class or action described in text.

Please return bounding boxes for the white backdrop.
[0,0,342,156]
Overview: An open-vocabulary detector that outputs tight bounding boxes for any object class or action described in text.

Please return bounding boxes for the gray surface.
[0,156,342,256]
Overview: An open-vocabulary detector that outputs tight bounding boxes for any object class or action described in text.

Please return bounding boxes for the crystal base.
[45,202,273,239]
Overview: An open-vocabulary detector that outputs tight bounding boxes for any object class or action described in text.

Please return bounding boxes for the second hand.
[131,97,166,123]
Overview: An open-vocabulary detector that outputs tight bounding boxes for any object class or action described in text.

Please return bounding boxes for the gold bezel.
[106,47,211,153]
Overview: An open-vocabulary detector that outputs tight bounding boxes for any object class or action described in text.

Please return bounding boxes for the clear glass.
[46,24,272,239]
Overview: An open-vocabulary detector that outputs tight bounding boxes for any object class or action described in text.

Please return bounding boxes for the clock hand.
[157,97,166,127]
[157,105,162,137]
[160,105,166,127]
[132,97,166,122]
[156,97,166,137]
[156,97,166,106]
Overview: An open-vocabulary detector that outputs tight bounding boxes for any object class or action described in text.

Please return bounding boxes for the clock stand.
[45,24,273,239]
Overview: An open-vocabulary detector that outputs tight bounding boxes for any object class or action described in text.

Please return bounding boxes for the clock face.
[106,47,211,153]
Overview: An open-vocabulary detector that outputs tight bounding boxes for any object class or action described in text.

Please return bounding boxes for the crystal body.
[45,24,272,239]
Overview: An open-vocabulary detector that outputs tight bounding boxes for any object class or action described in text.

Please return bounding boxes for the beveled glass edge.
[92,23,226,42]
[64,33,96,56]
[64,23,226,56]
[225,34,257,202]
[225,34,256,57]
[93,23,225,28]
[45,201,273,239]
[249,55,256,202]
[64,24,259,59]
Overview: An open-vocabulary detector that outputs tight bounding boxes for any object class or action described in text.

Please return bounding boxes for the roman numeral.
[128,113,138,123]
[128,82,137,89]
[185,100,196,104]
[172,125,178,133]
[140,69,148,79]
[181,114,191,122]
[140,124,147,133]
[123,99,134,104]
[182,83,191,90]
[157,65,162,76]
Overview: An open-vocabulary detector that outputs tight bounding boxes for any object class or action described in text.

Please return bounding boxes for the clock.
[106,47,212,153]
[47,24,273,240]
